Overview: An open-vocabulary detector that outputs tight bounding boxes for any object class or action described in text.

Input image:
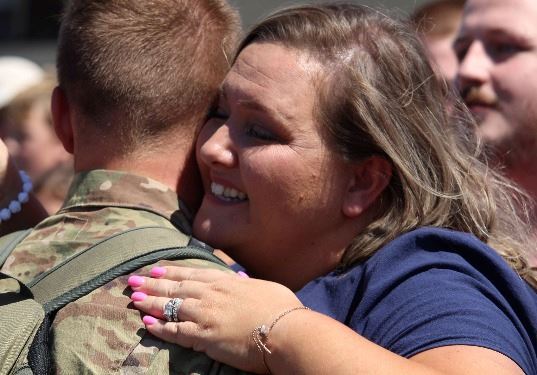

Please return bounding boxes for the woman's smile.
[209,181,248,202]
[193,42,354,286]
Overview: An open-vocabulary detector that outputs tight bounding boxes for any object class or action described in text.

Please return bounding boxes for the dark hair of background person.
[56,0,241,155]
[237,3,536,287]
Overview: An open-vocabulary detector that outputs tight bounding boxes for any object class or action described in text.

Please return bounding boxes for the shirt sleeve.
[349,230,537,374]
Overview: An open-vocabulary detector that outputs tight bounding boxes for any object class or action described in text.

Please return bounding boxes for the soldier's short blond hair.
[57,0,241,153]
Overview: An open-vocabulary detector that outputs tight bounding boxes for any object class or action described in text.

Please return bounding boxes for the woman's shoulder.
[354,227,537,313]
[360,227,525,280]
[365,226,517,277]
[371,226,503,263]
[297,227,537,374]
[301,226,533,297]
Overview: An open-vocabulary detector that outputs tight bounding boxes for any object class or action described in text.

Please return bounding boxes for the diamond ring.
[163,297,183,322]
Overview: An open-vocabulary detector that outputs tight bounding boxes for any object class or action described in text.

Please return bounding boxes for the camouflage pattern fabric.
[1,170,192,283]
[1,170,244,374]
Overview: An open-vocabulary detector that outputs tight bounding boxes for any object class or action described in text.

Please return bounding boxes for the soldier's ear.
[51,86,74,154]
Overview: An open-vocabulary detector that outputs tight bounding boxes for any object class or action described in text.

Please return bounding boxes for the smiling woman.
[193,42,369,289]
[130,3,537,374]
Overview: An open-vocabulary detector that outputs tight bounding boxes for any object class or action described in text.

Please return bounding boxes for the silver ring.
[163,297,183,322]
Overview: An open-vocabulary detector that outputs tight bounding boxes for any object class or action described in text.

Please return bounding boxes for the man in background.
[455,0,537,249]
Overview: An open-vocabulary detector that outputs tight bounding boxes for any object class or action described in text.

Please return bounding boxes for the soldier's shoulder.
[52,258,232,373]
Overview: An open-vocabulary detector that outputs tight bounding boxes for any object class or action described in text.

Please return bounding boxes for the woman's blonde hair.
[238,3,537,287]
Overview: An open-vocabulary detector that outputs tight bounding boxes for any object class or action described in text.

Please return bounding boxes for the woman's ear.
[51,86,74,154]
[342,156,392,218]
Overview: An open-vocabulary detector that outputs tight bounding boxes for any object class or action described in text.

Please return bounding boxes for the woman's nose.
[197,122,237,169]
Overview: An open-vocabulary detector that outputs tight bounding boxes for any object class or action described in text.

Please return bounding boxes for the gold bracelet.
[251,306,311,373]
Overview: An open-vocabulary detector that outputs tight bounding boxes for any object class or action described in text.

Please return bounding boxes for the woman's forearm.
[264,309,522,375]
[264,309,439,375]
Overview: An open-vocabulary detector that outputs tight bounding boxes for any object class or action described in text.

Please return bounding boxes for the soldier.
[0,0,243,372]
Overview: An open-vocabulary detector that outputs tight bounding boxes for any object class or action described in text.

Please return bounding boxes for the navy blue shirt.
[296,227,537,374]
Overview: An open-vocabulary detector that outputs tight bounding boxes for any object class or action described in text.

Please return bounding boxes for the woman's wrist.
[252,306,314,374]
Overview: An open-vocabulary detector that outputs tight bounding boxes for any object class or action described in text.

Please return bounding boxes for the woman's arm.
[262,307,522,374]
[129,266,523,375]
[0,140,48,235]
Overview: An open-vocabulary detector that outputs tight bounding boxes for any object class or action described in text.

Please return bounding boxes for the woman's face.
[193,43,355,287]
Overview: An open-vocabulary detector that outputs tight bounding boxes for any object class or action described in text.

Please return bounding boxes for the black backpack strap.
[28,226,227,312]
[27,315,52,375]
[0,228,33,268]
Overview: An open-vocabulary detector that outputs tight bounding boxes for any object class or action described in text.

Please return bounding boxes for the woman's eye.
[245,124,276,142]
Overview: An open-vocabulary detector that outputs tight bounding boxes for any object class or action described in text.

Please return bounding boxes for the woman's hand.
[128,266,303,373]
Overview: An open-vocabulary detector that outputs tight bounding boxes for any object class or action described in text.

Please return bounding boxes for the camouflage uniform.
[1,170,243,374]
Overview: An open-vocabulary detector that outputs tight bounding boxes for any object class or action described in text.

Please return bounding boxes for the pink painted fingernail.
[150,267,167,278]
[143,315,157,326]
[237,271,249,278]
[128,275,145,287]
[131,292,147,302]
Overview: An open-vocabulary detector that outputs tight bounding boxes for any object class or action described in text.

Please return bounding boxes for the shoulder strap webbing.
[0,229,33,268]
[27,226,227,312]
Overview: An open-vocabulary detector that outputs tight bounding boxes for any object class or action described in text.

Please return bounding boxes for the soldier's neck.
[103,154,202,214]
[72,126,203,212]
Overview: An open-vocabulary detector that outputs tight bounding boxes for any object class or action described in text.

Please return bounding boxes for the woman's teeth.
[211,182,248,201]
